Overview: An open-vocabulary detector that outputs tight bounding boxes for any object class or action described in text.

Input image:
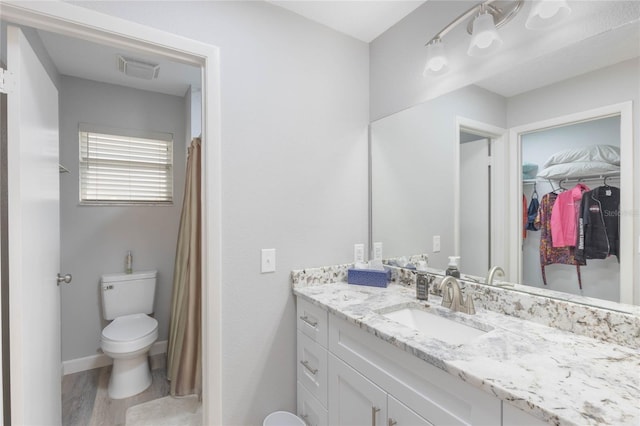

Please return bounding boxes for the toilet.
[100,270,158,399]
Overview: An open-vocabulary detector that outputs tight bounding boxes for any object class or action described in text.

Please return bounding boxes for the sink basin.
[383,307,487,345]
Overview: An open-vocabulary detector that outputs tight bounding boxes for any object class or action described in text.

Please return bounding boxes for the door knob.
[57,273,72,286]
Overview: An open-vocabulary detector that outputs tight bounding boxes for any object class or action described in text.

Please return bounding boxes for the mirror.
[370,21,639,307]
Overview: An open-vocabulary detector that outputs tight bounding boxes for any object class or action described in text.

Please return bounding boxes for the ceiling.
[35,1,639,100]
[266,1,426,42]
[38,29,201,97]
[37,1,424,96]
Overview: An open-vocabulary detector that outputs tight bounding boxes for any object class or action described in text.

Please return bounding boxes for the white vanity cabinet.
[297,295,539,426]
[296,298,329,426]
[329,314,500,425]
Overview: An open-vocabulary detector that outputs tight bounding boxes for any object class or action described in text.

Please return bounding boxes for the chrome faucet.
[439,276,475,315]
[486,266,504,286]
[485,266,513,287]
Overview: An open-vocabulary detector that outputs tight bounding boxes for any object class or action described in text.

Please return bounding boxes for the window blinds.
[79,126,173,204]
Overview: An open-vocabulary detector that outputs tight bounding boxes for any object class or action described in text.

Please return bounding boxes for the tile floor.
[62,354,169,426]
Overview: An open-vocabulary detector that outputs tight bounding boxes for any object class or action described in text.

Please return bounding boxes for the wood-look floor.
[62,354,169,426]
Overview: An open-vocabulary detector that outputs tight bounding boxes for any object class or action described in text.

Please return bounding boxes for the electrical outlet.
[354,243,365,263]
[433,235,441,252]
[261,248,276,273]
[373,242,383,260]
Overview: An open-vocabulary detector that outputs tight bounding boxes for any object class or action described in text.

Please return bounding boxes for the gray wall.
[73,2,369,424]
[59,76,186,361]
[371,85,506,270]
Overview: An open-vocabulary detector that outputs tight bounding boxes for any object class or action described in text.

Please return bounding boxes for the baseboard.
[62,340,168,376]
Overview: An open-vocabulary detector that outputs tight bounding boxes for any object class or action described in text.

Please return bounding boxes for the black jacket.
[575,186,620,262]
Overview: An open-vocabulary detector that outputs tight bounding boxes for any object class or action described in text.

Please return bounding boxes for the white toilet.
[100,270,158,399]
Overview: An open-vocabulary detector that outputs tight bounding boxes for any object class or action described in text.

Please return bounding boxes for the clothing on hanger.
[550,183,590,247]
[526,185,539,232]
[534,192,585,288]
[575,185,620,262]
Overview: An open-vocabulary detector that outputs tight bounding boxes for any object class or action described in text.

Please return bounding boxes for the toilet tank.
[101,270,157,320]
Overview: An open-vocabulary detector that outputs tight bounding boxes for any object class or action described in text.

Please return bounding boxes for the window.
[79,124,173,205]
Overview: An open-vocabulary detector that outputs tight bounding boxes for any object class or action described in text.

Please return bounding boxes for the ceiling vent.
[117,55,160,80]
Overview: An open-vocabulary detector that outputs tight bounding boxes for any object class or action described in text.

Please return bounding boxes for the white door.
[328,354,387,426]
[6,25,62,425]
[460,138,490,277]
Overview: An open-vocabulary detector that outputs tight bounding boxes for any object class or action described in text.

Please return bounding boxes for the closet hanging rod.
[522,173,620,184]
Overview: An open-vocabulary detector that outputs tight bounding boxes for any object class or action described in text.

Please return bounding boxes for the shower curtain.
[167,137,202,397]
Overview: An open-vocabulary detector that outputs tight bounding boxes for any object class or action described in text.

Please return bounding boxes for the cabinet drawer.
[297,381,328,426]
[297,330,328,408]
[297,298,328,347]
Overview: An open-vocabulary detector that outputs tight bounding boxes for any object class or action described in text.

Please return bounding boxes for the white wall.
[59,76,186,361]
[371,85,506,270]
[71,2,369,424]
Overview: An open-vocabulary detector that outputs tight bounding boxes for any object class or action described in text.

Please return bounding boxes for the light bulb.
[526,0,572,30]
[423,39,449,76]
[467,12,503,57]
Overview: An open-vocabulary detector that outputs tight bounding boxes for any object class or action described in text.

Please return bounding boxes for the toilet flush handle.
[56,273,72,286]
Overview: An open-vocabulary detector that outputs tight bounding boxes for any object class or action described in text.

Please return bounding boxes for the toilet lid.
[102,313,157,342]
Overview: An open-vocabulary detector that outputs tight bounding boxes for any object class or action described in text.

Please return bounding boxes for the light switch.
[433,235,441,253]
[261,248,276,273]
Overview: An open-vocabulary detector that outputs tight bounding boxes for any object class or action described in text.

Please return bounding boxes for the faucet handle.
[464,294,476,315]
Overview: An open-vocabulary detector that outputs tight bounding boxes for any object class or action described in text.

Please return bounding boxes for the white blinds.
[79,126,173,204]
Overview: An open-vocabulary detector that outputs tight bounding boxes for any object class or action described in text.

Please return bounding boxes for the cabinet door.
[388,395,432,426]
[329,354,387,426]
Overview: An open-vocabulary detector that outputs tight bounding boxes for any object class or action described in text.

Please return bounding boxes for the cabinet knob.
[388,419,398,426]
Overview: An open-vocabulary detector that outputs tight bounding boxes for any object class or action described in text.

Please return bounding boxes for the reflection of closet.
[521,116,621,302]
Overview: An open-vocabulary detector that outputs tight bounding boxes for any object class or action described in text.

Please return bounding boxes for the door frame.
[508,102,634,304]
[0,2,222,424]
[454,117,508,275]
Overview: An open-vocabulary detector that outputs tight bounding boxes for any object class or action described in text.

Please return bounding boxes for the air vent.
[117,55,160,80]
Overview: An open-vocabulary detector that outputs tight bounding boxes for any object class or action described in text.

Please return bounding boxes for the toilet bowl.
[100,270,158,399]
[101,313,158,399]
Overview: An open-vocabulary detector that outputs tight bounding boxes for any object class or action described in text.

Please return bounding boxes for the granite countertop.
[293,281,640,426]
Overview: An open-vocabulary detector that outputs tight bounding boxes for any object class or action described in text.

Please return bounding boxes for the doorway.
[509,103,634,304]
[0,3,222,424]
[454,117,507,278]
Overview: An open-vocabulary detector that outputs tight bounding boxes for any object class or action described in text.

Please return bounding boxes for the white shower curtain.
[167,137,202,397]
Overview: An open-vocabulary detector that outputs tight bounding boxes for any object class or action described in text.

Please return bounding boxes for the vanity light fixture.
[423,0,572,76]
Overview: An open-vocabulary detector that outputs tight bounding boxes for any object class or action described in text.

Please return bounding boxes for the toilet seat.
[101,313,158,354]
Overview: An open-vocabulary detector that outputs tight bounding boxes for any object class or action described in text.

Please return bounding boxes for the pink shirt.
[551,183,590,247]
